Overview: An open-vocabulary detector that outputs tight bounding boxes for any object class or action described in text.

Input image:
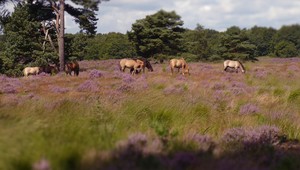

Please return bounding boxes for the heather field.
[1,57,300,170]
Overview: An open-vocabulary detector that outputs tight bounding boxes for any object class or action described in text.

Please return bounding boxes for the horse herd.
[23,61,80,77]
[118,58,245,75]
[22,58,246,77]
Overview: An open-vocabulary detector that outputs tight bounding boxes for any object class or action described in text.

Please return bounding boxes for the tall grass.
[1,57,300,169]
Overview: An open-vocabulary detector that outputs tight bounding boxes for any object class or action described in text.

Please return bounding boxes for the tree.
[182,24,220,61]
[217,26,257,61]
[0,4,44,76]
[248,26,277,57]
[274,41,298,58]
[1,0,108,71]
[128,10,185,58]
[272,25,300,56]
[85,33,136,60]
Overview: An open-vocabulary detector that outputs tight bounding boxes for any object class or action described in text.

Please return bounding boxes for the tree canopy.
[128,10,185,58]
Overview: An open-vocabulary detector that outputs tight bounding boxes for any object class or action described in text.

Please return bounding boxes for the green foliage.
[273,24,300,54]
[182,25,220,61]
[85,32,136,60]
[1,4,44,76]
[217,26,258,61]
[274,41,298,58]
[248,26,276,56]
[65,33,89,60]
[128,10,185,58]
[288,89,300,103]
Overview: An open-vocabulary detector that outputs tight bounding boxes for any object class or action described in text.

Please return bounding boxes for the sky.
[6,0,300,34]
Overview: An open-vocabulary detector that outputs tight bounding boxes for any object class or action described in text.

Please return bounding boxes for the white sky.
[6,0,300,34]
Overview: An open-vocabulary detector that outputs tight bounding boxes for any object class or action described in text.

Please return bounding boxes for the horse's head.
[184,67,190,75]
[182,63,190,76]
[144,60,153,72]
[238,61,246,73]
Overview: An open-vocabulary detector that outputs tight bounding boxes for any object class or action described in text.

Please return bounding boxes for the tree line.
[0,4,300,76]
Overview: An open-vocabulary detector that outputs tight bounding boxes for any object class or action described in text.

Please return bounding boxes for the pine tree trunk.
[58,0,65,72]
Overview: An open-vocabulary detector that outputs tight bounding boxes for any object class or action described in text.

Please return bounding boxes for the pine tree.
[218,26,257,61]
[128,10,185,58]
[1,4,43,76]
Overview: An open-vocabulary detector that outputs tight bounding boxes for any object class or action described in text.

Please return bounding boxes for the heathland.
[1,57,300,170]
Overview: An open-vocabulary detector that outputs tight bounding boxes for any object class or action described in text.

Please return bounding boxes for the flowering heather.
[287,65,299,72]
[49,86,69,94]
[271,57,300,63]
[116,133,148,153]
[267,111,285,120]
[211,82,225,90]
[239,103,260,115]
[89,69,103,79]
[186,133,215,152]
[222,74,233,82]
[77,80,99,92]
[0,77,22,94]
[221,126,282,150]
[163,85,184,95]
[122,73,135,83]
[201,64,213,71]
[213,90,227,102]
[229,81,252,95]
[117,83,132,93]
[134,75,149,90]
[254,69,268,79]
[176,75,188,81]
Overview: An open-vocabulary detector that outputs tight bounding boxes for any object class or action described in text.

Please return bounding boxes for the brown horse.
[170,58,190,75]
[40,64,58,75]
[65,61,80,76]
[119,58,144,75]
[223,60,245,73]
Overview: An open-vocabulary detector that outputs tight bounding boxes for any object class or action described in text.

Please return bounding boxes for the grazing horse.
[119,58,144,75]
[40,64,58,75]
[130,58,154,73]
[23,67,41,77]
[65,61,80,76]
[223,60,245,73]
[170,58,190,75]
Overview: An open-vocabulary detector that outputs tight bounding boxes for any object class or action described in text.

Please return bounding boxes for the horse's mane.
[237,60,245,71]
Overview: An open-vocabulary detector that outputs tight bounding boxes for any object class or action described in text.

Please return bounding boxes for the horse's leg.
[224,66,228,71]
[171,66,174,75]
[132,68,136,75]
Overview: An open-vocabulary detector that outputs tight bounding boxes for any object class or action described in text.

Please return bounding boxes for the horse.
[65,61,80,76]
[169,58,190,75]
[130,58,154,73]
[23,67,42,77]
[40,64,58,75]
[223,60,245,73]
[119,58,144,75]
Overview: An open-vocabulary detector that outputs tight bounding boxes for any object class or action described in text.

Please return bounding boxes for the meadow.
[1,57,300,170]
